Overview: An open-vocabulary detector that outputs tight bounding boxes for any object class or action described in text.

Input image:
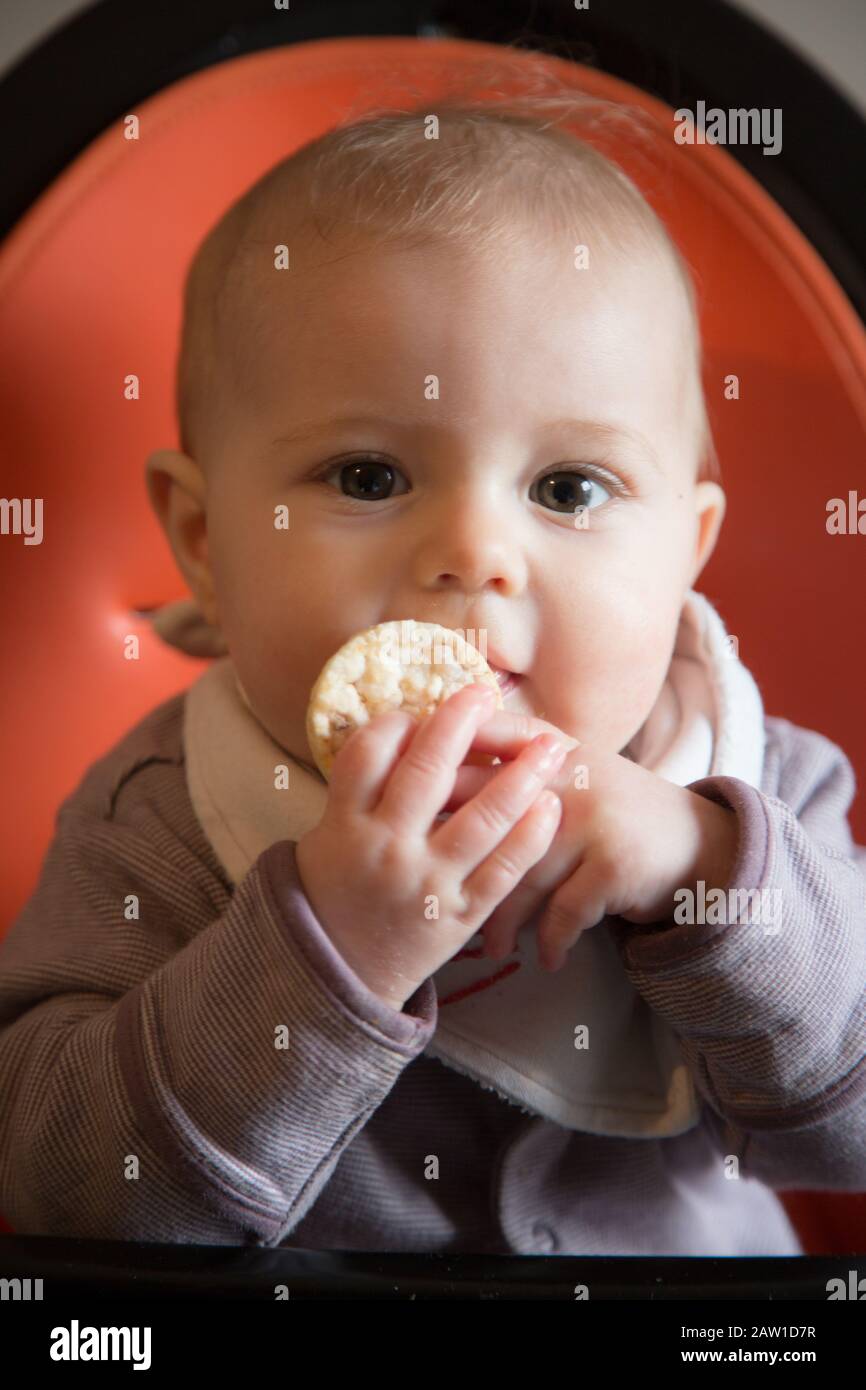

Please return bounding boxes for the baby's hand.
[448,712,739,971]
[294,686,571,1010]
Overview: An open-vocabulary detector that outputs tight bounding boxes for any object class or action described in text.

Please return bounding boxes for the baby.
[1,97,864,1257]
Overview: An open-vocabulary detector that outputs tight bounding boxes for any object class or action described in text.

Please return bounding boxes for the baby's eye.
[331,458,407,501]
[531,469,613,513]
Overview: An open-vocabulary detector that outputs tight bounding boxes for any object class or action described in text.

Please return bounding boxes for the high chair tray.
[0,1234,860,1300]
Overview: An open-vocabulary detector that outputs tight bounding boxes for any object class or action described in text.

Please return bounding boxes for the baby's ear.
[144,447,205,526]
[690,481,727,583]
[144,447,220,632]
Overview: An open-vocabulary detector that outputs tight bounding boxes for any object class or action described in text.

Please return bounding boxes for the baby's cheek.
[614,622,672,701]
[543,632,670,750]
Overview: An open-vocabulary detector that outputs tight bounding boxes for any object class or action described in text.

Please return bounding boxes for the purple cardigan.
[0,691,864,1253]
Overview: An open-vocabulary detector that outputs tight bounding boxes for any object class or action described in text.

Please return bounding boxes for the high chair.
[1,5,864,1266]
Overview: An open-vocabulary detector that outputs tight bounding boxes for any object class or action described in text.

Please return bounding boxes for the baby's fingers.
[537,859,613,971]
[467,710,579,760]
[375,684,498,833]
[441,763,499,812]
[432,733,568,867]
[482,878,548,962]
[458,790,564,931]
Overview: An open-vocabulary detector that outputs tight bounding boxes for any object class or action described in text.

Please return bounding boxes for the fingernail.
[534,735,568,774]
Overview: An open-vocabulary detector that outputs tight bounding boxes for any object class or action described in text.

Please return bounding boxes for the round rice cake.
[305,620,503,780]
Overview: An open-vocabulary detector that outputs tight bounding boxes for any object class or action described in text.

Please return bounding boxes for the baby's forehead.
[202,198,699,463]
[223,213,689,335]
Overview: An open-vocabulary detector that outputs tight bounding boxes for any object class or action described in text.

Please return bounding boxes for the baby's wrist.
[693,799,739,895]
[325,924,415,1012]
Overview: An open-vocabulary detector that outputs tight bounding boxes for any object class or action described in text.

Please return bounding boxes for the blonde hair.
[176,60,720,483]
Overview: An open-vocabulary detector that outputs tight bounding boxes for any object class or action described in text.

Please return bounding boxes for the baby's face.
[199,229,724,768]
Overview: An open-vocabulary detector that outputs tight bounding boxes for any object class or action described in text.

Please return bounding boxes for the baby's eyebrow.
[268,415,663,474]
[545,419,664,475]
[269,415,407,449]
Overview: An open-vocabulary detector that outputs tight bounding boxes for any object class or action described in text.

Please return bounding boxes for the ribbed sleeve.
[0,701,436,1244]
[606,717,866,1192]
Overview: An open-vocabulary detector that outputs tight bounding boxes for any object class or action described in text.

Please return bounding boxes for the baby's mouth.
[488,665,522,697]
